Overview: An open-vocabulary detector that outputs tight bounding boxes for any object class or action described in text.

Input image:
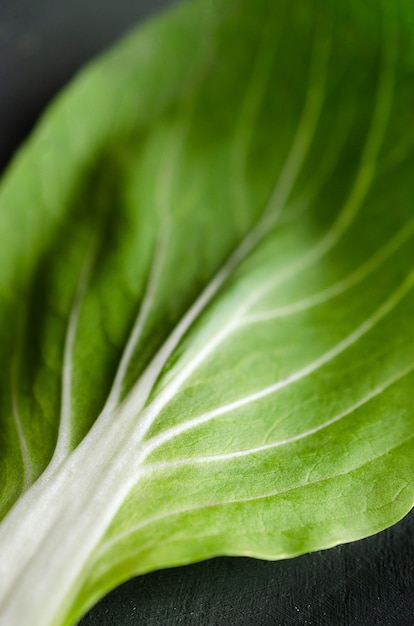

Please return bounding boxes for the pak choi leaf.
[0,0,414,624]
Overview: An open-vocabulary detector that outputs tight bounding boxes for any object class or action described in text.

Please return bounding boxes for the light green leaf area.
[1,0,414,624]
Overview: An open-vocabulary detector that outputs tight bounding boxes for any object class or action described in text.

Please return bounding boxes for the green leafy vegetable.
[1,0,414,624]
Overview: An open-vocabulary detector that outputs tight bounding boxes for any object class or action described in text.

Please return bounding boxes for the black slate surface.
[79,513,414,625]
[1,1,413,624]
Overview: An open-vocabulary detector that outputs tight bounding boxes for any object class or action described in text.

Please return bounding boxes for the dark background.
[1,1,413,624]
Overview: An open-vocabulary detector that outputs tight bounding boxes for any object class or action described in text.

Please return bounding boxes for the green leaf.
[1,0,414,624]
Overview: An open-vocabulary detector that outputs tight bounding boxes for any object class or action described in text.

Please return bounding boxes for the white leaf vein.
[143,361,414,470]
[143,268,414,454]
[124,21,332,442]
[51,247,95,467]
[10,309,33,491]
[244,219,414,323]
[96,433,413,560]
